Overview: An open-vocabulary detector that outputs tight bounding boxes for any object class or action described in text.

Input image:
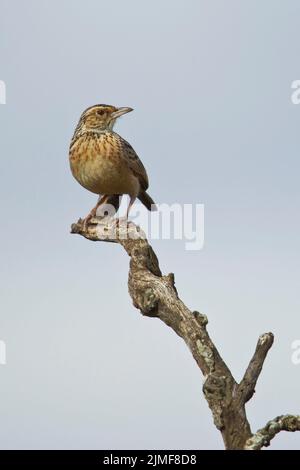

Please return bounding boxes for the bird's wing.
[119,136,149,190]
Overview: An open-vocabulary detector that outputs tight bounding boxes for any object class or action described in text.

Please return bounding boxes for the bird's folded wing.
[119,137,149,190]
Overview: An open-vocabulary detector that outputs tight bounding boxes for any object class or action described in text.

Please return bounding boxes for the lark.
[69,104,156,228]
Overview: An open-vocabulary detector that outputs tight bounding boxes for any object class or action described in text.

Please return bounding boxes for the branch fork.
[71,217,299,450]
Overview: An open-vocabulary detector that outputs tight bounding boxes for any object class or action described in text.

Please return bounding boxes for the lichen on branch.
[71,217,299,450]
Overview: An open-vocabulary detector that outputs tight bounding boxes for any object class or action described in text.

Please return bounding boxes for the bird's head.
[79,104,133,131]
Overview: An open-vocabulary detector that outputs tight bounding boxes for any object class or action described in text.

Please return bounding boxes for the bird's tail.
[138,190,157,211]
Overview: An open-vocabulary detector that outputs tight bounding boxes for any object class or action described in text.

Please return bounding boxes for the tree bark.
[71,217,299,450]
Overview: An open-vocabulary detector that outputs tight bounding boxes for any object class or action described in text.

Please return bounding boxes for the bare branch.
[71,217,298,450]
[236,333,274,404]
[245,415,300,450]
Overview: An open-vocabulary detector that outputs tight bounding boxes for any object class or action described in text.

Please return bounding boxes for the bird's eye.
[97,110,104,115]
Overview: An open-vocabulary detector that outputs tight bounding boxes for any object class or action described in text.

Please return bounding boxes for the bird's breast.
[69,133,139,196]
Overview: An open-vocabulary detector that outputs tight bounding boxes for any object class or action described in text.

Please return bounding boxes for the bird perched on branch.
[69,104,156,228]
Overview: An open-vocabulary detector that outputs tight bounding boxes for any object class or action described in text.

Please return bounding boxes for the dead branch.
[244,415,300,450]
[71,217,299,450]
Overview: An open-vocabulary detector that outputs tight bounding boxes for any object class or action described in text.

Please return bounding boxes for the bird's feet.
[80,209,98,232]
[80,212,116,232]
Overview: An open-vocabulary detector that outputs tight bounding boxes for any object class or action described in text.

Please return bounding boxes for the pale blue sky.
[0,0,300,449]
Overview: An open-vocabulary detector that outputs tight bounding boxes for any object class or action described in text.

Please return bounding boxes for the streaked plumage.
[69,104,156,227]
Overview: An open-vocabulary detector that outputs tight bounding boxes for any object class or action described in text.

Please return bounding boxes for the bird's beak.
[111,107,133,119]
